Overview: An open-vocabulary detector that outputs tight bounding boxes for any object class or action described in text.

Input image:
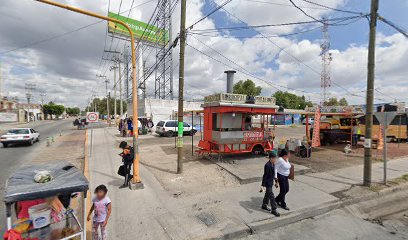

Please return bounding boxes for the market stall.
[197,93,278,155]
[4,161,89,240]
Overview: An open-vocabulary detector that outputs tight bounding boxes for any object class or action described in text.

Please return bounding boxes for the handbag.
[117,165,126,177]
[288,164,295,180]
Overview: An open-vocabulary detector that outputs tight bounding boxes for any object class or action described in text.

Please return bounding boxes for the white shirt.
[276,157,291,176]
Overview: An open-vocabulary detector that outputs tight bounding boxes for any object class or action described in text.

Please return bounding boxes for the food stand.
[197,93,278,155]
[4,161,89,240]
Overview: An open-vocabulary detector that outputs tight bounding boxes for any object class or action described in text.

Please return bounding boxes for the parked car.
[302,118,314,125]
[0,128,40,147]
[156,120,197,137]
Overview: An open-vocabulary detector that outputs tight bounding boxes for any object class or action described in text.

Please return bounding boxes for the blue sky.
[202,0,407,51]
[0,0,407,106]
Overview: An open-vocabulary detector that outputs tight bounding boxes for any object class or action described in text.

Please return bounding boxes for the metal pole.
[200,113,202,140]
[177,0,186,174]
[169,0,174,100]
[105,79,110,127]
[124,46,129,104]
[35,0,142,185]
[113,66,117,125]
[383,123,387,185]
[192,111,194,156]
[119,61,123,117]
[363,0,379,187]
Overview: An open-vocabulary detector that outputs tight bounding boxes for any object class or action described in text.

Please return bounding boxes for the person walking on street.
[261,152,280,217]
[87,185,111,240]
[275,149,291,211]
[119,141,133,188]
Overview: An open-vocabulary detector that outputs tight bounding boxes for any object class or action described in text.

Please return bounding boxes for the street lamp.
[35,0,143,188]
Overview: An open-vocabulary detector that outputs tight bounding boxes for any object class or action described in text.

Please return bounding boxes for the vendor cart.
[197,93,278,155]
[4,161,89,240]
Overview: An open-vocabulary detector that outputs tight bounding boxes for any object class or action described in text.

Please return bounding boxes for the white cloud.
[0,0,406,109]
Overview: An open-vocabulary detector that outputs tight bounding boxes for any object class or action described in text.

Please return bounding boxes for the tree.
[324,97,339,106]
[339,97,348,106]
[87,97,127,116]
[66,107,80,116]
[233,79,262,96]
[272,91,313,109]
[43,102,65,119]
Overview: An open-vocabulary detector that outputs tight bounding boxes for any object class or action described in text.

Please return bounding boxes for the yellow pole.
[35,0,141,183]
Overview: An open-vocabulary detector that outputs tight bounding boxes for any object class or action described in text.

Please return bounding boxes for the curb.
[216,182,408,239]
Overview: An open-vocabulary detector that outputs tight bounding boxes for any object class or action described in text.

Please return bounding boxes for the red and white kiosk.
[197,93,278,155]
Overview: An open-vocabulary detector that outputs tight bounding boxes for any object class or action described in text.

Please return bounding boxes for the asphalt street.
[0,119,75,230]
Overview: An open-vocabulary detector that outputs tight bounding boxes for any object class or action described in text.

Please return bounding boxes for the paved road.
[0,119,75,230]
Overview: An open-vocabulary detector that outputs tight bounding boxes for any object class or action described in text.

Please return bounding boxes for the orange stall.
[197,93,278,155]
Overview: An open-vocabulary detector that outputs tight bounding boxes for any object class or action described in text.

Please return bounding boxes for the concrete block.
[129,181,145,190]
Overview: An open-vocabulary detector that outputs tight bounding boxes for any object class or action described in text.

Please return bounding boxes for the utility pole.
[25,83,36,123]
[177,0,186,174]
[110,64,118,125]
[105,78,110,126]
[124,46,130,104]
[363,0,379,187]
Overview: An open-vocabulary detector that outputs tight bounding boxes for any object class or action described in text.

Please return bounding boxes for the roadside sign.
[86,112,99,123]
[374,112,397,127]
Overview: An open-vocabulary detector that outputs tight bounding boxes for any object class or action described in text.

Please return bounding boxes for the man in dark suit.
[261,152,280,217]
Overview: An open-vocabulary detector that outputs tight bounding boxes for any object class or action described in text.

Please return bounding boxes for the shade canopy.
[4,161,89,204]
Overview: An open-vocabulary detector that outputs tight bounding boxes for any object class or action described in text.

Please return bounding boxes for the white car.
[156,120,197,137]
[0,128,40,147]
[302,118,315,125]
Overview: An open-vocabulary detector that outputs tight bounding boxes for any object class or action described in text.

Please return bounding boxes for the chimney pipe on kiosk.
[224,70,236,94]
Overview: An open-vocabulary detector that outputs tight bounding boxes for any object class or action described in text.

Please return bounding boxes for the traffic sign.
[86,112,99,122]
[374,112,397,127]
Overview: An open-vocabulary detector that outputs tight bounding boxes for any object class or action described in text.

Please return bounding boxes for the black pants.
[275,173,289,207]
[123,164,132,185]
[262,187,277,210]
[352,134,359,146]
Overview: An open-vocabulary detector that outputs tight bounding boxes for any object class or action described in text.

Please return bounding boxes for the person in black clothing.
[261,152,280,217]
[119,141,134,188]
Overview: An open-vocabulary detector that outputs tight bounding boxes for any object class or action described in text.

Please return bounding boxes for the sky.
[0,0,407,109]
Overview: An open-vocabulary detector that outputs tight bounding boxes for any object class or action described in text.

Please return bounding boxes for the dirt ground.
[134,127,408,192]
[138,133,240,196]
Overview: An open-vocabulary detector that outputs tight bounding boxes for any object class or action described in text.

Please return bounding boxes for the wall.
[129,98,203,128]
[0,112,18,122]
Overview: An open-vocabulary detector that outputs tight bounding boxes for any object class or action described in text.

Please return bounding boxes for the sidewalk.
[89,127,408,239]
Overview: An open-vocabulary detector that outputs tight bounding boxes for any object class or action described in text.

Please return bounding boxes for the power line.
[189,15,366,33]
[219,7,373,100]
[0,0,155,56]
[378,15,408,38]
[189,25,321,38]
[289,0,324,24]
[301,0,363,15]
[187,0,233,30]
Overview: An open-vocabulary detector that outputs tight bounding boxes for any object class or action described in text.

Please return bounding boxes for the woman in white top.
[275,149,291,210]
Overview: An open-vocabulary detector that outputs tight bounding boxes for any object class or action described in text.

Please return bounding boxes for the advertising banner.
[244,131,264,142]
[108,12,169,44]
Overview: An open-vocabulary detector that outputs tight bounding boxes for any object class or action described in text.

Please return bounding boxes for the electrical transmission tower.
[320,17,332,106]
[154,0,174,100]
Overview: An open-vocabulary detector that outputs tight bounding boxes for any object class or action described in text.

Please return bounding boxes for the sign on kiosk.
[86,112,99,123]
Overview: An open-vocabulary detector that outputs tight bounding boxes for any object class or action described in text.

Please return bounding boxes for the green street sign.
[108,12,169,44]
